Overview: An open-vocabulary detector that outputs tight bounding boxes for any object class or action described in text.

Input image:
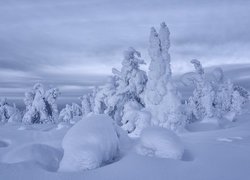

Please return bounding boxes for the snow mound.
[2,144,63,171]
[136,127,184,159]
[59,114,121,172]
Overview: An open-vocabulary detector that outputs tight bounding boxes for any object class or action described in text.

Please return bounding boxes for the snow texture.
[136,127,184,159]
[59,114,120,171]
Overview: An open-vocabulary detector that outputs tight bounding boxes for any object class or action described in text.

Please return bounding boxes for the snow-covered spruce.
[0,98,22,123]
[116,47,148,130]
[136,127,184,159]
[92,47,148,132]
[59,114,124,171]
[144,22,186,131]
[22,83,60,124]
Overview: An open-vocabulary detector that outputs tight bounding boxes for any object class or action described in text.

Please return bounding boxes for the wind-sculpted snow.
[2,143,63,172]
[136,127,184,159]
[0,110,250,179]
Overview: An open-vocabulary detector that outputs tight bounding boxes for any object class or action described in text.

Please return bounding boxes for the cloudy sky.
[0,0,250,106]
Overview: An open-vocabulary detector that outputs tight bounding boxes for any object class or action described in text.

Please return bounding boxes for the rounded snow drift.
[136,127,184,159]
[59,114,120,172]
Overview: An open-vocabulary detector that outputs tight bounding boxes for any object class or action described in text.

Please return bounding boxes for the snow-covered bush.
[59,114,122,171]
[145,22,185,131]
[22,83,60,124]
[121,101,151,137]
[0,98,22,123]
[136,127,184,159]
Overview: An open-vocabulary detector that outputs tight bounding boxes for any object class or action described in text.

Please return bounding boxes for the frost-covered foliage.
[0,98,22,123]
[185,59,216,122]
[59,103,83,123]
[59,104,73,123]
[92,47,148,130]
[92,76,120,124]
[145,22,185,131]
[121,101,151,137]
[136,127,184,159]
[214,75,249,121]
[79,94,92,115]
[45,88,60,123]
[71,103,82,116]
[184,60,249,123]
[59,114,123,171]
[114,47,148,128]
[22,83,60,124]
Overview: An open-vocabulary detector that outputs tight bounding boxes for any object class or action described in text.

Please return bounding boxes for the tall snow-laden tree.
[91,47,147,130]
[22,83,60,124]
[111,47,147,129]
[118,47,147,105]
[145,22,185,131]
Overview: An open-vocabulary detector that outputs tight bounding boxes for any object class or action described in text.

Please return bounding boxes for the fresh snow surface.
[0,108,250,180]
[136,127,184,159]
[59,114,121,171]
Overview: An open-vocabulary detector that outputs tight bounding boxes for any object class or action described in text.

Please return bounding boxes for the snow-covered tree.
[184,61,249,123]
[22,83,60,124]
[59,102,83,123]
[184,59,216,122]
[145,22,185,131]
[80,94,92,115]
[45,87,60,123]
[212,68,249,121]
[59,104,73,123]
[110,47,148,128]
[91,47,148,129]
[0,98,22,123]
[118,47,147,105]
[71,103,82,116]
[91,76,119,123]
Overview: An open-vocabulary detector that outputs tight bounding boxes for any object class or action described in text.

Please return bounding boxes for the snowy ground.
[0,106,250,180]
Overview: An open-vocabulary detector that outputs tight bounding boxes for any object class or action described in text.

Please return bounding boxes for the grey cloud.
[0,0,250,100]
